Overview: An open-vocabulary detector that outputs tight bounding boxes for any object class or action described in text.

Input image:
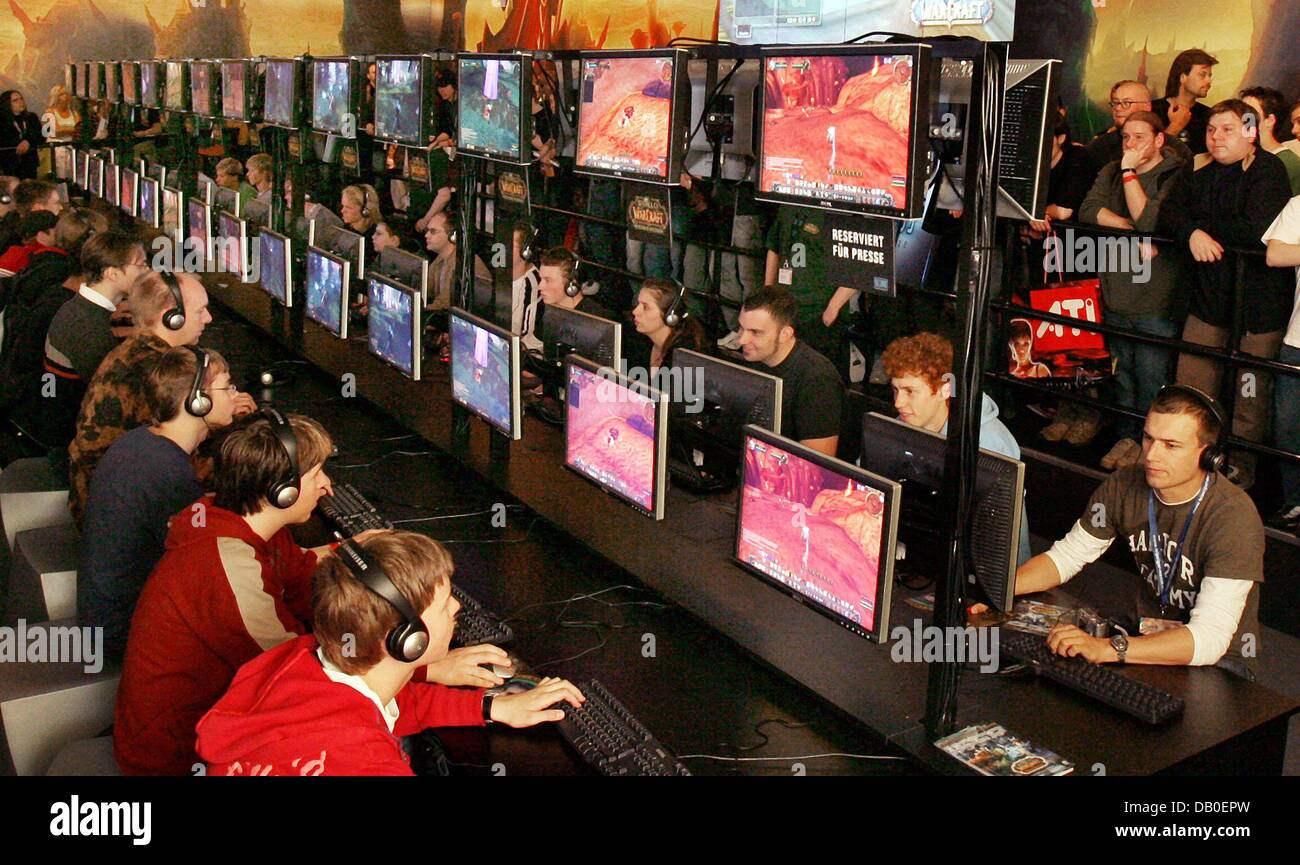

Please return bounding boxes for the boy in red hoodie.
[196,531,585,775]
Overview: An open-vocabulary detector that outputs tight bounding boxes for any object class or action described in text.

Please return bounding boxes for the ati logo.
[628,197,668,233]
[498,171,527,203]
[911,0,994,28]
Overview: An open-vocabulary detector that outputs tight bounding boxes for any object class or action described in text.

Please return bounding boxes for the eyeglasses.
[210,384,239,394]
[1109,100,1150,110]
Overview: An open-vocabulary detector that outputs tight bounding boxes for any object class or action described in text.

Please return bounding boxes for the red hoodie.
[196,635,485,775]
[114,495,319,775]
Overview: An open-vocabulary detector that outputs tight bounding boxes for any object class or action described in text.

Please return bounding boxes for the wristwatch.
[482,693,495,724]
[1110,633,1129,664]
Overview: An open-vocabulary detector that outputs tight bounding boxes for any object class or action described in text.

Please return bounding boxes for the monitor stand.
[450,403,513,462]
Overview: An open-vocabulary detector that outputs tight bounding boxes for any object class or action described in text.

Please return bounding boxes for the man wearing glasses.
[1086,80,1191,172]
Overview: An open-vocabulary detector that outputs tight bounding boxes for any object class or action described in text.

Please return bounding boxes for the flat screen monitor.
[564,354,668,520]
[756,43,931,219]
[675,348,782,436]
[216,211,249,281]
[221,60,252,121]
[87,155,103,198]
[450,307,521,440]
[187,199,211,266]
[263,58,301,128]
[367,274,420,380]
[312,58,358,136]
[104,61,120,102]
[376,247,430,304]
[541,305,621,370]
[259,229,292,307]
[85,61,102,100]
[735,424,901,642]
[191,60,218,117]
[165,60,189,111]
[65,63,76,97]
[375,55,434,145]
[162,186,183,243]
[306,247,350,338]
[75,150,88,188]
[139,177,160,228]
[120,167,137,217]
[242,197,270,231]
[146,162,166,187]
[140,61,161,108]
[719,0,1015,44]
[576,50,691,184]
[321,226,365,280]
[121,61,139,105]
[859,412,1025,611]
[214,185,241,219]
[457,54,532,164]
[105,163,120,206]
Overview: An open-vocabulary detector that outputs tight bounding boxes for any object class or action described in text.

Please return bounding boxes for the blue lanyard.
[1148,474,1211,608]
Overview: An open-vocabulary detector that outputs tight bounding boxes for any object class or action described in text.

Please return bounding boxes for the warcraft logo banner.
[339,143,360,175]
[496,169,529,211]
[407,151,430,186]
[623,183,671,245]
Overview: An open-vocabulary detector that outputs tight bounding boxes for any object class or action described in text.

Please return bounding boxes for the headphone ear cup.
[269,481,300,509]
[164,307,185,331]
[387,621,429,663]
[188,392,212,417]
[1202,446,1226,474]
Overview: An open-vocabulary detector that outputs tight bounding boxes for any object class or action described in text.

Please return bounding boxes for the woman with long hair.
[0,90,46,178]
[42,84,80,139]
[630,278,707,373]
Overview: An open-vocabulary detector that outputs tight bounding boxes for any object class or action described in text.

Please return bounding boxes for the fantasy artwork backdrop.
[3,0,1294,142]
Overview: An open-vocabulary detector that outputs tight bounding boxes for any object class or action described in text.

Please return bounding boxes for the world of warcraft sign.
[623,183,672,245]
[496,168,530,213]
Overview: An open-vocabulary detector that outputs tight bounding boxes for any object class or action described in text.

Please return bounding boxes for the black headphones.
[663,280,689,328]
[1157,383,1226,474]
[336,539,429,663]
[160,269,186,331]
[262,407,301,509]
[519,224,539,263]
[185,345,212,417]
[564,254,582,298]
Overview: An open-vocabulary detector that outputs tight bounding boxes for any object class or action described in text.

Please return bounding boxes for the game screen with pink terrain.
[577,55,679,181]
[759,50,921,216]
[735,431,897,637]
[565,361,665,519]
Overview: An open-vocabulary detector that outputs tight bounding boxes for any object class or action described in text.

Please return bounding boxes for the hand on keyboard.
[1046,623,1114,664]
[423,644,513,688]
[491,677,586,728]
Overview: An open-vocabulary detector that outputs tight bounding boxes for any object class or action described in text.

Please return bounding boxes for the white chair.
[8,523,80,623]
[46,736,120,776]
[0,457,72,551]
[0,618,119,776]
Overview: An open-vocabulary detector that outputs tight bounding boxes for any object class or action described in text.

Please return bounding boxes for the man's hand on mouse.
[491,677,586,728]
[423,644,512,688]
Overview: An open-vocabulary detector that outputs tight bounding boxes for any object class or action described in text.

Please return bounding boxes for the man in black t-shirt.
[1151,49,1217,156]
[736,286,842,456]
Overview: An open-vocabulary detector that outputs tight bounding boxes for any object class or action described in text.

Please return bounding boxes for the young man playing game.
[195,531,585,775]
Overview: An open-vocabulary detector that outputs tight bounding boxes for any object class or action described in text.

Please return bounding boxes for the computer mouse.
[485,675,538,697]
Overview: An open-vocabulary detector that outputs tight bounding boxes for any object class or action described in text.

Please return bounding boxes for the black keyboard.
[1000,630,1185,725]
[317,483,393,535]
[556,680,690,776]
[450,585,514,648]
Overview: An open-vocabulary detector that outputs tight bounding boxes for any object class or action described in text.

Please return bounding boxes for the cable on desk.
[330,449,437,470]
[723,718,810,753]
[390,507,499,524]
[676,752,908,764]
[501,585,670,625]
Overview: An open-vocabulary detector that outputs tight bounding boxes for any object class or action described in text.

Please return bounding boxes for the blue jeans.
[1106,312,1178,440]
[1275,344,1300,508]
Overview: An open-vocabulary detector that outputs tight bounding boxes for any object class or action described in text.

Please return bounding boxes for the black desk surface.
[204,275,1297,775]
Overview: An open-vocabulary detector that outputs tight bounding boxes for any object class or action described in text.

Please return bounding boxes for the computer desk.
[206,275,1297,775]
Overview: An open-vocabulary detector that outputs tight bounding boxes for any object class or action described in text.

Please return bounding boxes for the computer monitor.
[120,167,138,217]
[263,58,302,128]
[450,307,522,440]
[859,412,1025,611]
[576,49,691,184]
[191,60,220,117]
[214,185,240,219]
[367,274,421,380]
[139,177,160,228]
[216,211,249,281]
[121,61,139,105]
[564,354,668,520]
[140,61,161,108]
[165,60,189,111]
[85,61,102,100]
[541,305,622,370]
[259,229,293,307]
[86,155,102,198]
[735,424,901,642]
[376,247,430,304]
[162,186,183,243]
[197,175,216,207]
[756,43,931,219]
[104,61,120,102]
[221,59,254,121]
[311,58,359,136]
[242,197,270,232]
[105,163,120,207]
[54,146,74,181]
[374,55,435,146]
[457,53,532,164]
[65,63,77,98]
[56,182,69,208]
[187,199,212,267]
[146,162,166,187]
[324,226,365,280]
[305,247,351,338]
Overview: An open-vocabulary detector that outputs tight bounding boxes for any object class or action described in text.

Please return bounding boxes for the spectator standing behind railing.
[1084,80,1192,174]
[1158,99,1293,491]
[1262,194,1300,532]
[1079,111,1190,472]
[1239,87,1300,196]
[1152,49,1217,157]
[0,90,45,179]
[41,84,79,139]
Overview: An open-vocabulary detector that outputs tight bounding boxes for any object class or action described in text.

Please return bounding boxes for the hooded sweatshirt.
[940,394,1033,566]
[113,495,319,775]
[196,635,485,776]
